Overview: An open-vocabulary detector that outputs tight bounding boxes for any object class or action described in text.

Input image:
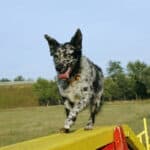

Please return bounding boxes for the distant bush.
[14,75,25,81]
[0,78,11,82]
[33,78,61,106]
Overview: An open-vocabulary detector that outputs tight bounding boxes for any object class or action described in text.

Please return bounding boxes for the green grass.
[0,100,150,147]
[0,84,38,108]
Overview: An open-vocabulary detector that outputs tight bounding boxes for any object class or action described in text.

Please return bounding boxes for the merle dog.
[44,29,104,133]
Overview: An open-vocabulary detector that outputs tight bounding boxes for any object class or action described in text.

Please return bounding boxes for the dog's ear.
[44,34,60,56]
[70,29,82,50]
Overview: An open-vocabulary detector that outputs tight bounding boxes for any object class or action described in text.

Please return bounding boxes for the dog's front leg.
[60,100,75,133]
[63,100,89,132]
[64,100,74,117]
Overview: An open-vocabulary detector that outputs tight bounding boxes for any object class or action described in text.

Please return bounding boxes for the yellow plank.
[0,125,146,150]
[0,126,114,150]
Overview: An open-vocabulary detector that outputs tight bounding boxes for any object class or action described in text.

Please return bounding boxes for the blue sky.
[0,0,150,80]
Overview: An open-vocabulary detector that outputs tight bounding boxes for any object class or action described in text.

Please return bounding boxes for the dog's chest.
[57,57,96,102]
[59,79,91,102]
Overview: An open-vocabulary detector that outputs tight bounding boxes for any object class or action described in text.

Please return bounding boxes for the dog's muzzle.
[58,67,71,80]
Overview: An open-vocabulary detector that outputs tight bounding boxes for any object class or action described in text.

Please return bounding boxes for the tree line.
[1,60,149,105]
[104,60,150,101]
[33,60,150,105]
[0,75,33,82]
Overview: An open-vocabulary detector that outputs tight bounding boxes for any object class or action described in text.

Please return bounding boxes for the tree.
[127,61,147,81]
[0,78,11,82]
[127,61,148,99]
[104,77,120,101]
[33,78,61,106]
[142,66,150,92]
[107,61,123,78]
[106,61,128,100]
[124,76,136,100]
[14,75,25,81]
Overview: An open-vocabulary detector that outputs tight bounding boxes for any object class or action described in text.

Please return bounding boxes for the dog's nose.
[56,63,64,72]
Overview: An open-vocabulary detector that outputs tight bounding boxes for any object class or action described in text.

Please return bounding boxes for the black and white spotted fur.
[44,29,104,133]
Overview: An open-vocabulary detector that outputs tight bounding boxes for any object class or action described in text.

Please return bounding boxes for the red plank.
[114,126,128,150]
[101,143,115,150]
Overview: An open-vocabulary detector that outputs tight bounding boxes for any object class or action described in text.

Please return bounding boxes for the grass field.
[0,84,38,108]
[0,100,150,147]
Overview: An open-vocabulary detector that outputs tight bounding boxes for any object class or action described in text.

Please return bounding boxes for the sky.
[0,0,150,80]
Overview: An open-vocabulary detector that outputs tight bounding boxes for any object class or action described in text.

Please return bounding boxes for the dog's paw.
[84,125,93,131]
[59,128,70,133]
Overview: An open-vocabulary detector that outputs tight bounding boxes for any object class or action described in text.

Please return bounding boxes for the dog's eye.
[54,55,59,58]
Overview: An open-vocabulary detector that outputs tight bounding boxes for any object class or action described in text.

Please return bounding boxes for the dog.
[44,29,104,133]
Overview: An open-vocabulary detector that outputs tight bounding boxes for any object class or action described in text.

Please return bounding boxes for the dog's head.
[44,29,82,80]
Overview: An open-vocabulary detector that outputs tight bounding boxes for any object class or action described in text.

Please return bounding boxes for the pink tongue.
[58,67,71,80]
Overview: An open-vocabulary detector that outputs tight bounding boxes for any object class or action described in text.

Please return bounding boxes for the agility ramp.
[0,125,146,150]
